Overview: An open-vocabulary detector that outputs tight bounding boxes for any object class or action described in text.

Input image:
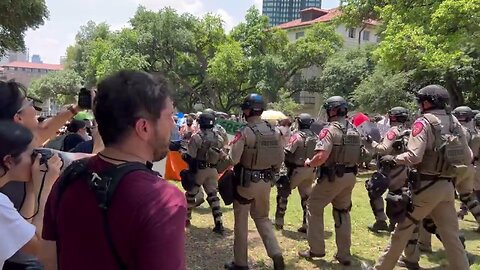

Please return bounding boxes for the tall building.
[263,0,322,26]
[0,50,29,65]
[31,54,43,63]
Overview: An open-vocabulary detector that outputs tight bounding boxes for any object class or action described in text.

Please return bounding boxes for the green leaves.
[29,70,83,105]
[0,0,49,55]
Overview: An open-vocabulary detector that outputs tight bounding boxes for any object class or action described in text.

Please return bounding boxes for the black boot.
[272,255,285,270]
[224,262,248,270]
[298,250,325,259]
[397,256,420,270]
[368,220,389,232]
[213,222,225,235]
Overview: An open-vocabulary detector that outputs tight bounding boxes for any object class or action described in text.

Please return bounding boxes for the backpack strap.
[56,159,157,270]
[88,162,157,270]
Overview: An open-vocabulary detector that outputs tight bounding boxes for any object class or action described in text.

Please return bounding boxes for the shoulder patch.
[386,130,396,141]
[412,121,425,137]
[289,133,299,144]
[229,131,242,145]
[319,128,329,140]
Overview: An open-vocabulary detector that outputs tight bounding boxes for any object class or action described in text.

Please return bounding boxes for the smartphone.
[78,87,92,109]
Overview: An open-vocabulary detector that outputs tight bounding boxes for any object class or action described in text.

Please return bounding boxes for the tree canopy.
[0,0,49,56]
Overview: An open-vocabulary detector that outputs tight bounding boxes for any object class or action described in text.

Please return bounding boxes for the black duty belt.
[418,174,453,182]
[198,161,217,169]
[244,169,274,182]
[414,174,453,196]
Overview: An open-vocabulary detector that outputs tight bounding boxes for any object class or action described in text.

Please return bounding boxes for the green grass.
[176,172,480,270]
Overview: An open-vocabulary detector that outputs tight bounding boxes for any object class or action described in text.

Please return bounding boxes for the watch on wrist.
[67,105,79,115]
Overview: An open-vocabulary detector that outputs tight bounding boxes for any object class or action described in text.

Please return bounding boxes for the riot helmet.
[204,108,215,115]
[198,112,215,129]
[323,96,348,119]
[241,93,265,111]
[297,113,314,129]
[388,107,409,123]
[475,113,480,127]
[416,85,449,111]
[452,106,474,123]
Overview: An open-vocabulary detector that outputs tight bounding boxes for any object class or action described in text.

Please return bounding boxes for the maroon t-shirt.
[43,156,187,270]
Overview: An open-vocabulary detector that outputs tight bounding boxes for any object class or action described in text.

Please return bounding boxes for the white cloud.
[216,8,236,32]
[135,0,204,16]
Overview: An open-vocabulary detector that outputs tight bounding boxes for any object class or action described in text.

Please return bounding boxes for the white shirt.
[0,192,35,268]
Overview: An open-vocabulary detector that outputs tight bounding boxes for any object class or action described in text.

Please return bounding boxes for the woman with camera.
[0,121,62,269]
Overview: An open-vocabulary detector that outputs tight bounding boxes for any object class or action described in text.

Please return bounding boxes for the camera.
[32,149,64,169]
[78,87,92,110]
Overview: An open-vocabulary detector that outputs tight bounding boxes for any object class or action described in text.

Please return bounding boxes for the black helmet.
[452,106,474,122]
[323,96,348,117]
[416,85,449,109]
[204,108,215,115]
[388,107,409,123]
[198,112,215,128]
[241,93,265,111]
[297,113,314,129]
[475,113,480,126]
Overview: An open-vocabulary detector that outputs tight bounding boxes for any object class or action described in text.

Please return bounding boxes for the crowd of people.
[0,70,479,270]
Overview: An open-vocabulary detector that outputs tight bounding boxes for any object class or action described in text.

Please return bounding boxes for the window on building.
[295,32,305,39]
[363,31,370,41]
[348,28,356,39]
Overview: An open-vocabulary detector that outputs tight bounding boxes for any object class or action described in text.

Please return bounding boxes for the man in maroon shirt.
[40,71,187,270]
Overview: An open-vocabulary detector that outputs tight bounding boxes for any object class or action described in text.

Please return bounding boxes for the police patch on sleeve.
[412,121,424,137]
[319,128,329,140]
[386,131,396,141]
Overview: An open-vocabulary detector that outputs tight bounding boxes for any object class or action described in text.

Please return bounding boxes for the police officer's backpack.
[55,158,159,270]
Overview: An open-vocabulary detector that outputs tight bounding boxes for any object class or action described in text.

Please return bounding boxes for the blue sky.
[25,0,340,64]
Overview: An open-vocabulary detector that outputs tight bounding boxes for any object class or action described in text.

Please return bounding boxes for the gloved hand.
[379,155,397,168]
[365,135,373,144]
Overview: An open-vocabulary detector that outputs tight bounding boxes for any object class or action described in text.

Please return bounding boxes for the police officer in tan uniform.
[452,106,480,226]
[204,108,229,146]
[274,113,317,233]
[475,113,480,202]
[225,94,285,270]
[362,85,471,270]
[367,107,410,233]
[299,96,363,266]
[186,112,227,234]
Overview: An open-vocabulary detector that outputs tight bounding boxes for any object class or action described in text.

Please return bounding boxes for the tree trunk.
[445,76,464,108]
[358,24,367,47]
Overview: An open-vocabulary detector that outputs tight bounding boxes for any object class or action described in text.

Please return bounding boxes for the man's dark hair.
[0,80,27,120]
[67,119,86,133]
[94,71,171,146]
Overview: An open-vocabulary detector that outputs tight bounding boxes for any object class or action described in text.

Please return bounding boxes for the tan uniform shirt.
[229,116,284,171]
[395,110,472,174]
[372,125,402,155]
[187,129,225,159]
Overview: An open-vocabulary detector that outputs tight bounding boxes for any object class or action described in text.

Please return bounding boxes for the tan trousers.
[374,180,469,270]
[307,173,356,260]
[186,168,221,223]
[234,180,282,267]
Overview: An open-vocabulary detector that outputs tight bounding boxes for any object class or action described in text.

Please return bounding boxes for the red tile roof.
[276,7,380,30]
[1,61,63,71]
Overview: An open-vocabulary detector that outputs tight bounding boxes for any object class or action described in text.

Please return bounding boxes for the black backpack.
[55,158,159,270]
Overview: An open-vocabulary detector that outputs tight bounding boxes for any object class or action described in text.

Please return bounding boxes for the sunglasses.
[16,99,34,114]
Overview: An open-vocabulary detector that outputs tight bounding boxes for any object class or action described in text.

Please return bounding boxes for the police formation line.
[178,85,479,270]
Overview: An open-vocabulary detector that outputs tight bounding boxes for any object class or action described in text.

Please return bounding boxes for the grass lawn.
[177,171,480,270]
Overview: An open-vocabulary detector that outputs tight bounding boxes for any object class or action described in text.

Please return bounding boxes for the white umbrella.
[261,110,287,123]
